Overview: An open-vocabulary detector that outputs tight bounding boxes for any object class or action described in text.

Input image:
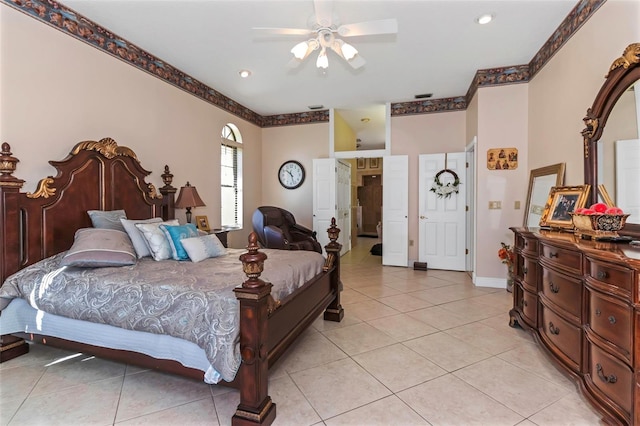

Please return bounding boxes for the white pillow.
[181,234,227,263]
[121,217,163,258]
[134,219,179,261]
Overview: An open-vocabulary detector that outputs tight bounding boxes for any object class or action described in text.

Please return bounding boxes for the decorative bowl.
[571,213,630,239]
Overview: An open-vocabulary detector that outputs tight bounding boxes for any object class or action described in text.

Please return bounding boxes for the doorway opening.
[354,159,383,262]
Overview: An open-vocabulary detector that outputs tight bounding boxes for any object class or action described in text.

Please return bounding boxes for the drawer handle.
[522,300,528,307]
[596,363,617,384]
[524,241,528,247]
[548,322,560,335]
[597,271,609,280]
[549,252,559,258]
[549,282,559,294]
[609,316,616,325]
[595,309,601,316]
[523,267,528,274]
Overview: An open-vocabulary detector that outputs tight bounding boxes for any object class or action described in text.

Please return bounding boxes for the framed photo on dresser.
[539,185,590,229]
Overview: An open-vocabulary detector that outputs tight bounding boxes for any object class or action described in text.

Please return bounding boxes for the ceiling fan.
[253,0,398,70]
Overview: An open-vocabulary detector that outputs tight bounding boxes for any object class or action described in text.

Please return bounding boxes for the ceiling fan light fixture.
[341,42,358,60]
[316,49,329,69]
[291,41,309,59]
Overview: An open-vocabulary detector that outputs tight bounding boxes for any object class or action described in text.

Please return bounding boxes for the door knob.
[420,215,427,219]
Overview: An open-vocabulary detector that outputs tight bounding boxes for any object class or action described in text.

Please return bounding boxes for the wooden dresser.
[509,228,640,425]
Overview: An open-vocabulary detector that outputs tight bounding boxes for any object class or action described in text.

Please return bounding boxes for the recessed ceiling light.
[308,105,324,110]
[239,69,251,78]
[361,117,370,123]
[414,93,433,99]
[476,14,494,25]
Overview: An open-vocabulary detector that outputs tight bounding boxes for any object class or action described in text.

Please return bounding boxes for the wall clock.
[278,160,305,189]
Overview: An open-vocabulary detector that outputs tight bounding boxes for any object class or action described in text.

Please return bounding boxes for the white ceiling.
[62,0,577,117]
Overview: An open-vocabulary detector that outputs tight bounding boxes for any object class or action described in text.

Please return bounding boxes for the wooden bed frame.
[0,138,344,426]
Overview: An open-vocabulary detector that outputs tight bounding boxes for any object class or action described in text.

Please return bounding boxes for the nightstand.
[210,229,228,247]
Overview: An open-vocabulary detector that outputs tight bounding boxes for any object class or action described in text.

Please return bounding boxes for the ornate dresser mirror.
[582,42,640,238]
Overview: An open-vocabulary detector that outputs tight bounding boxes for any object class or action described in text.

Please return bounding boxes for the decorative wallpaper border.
[3,0,604,127]
[528,0,606,79]
[391,97,466,117]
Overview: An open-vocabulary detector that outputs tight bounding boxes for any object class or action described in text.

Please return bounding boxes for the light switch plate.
[515,201,521,209]
[489,201,502,209]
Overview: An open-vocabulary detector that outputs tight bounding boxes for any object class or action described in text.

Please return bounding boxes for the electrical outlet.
[514,201,521,209]
[409,239,414,246]
[489,201,502,209]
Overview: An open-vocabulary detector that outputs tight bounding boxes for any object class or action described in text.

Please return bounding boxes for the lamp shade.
[175,182,206,209]
[175,182,205,223]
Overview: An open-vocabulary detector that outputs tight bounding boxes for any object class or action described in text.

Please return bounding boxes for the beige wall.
[475,84,529,282]
[0,5,262,248]
[528,0,640,185]
[260,123,329,229]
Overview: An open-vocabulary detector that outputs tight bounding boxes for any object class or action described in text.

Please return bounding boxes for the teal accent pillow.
[181,233,227,263]
[160,223,199,260]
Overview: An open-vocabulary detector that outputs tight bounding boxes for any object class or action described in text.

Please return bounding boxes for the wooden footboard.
[232,221,342,425]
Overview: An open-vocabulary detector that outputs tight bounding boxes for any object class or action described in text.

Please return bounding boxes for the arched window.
[221,123,243,228]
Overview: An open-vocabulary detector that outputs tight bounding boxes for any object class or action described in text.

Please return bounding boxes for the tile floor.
[0,238,603,425]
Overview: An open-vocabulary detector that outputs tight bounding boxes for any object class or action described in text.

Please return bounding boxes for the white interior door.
[418,153,466,271]
[465,139,476,274]
[382,155,408,266]
[313,158,336,254]
[336,160,351,255]
[616,139,640,223]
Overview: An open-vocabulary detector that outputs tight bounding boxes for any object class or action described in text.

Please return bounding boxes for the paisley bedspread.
[0,248,325,382]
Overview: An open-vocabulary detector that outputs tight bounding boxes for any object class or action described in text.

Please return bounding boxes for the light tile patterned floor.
[0,238,603,425]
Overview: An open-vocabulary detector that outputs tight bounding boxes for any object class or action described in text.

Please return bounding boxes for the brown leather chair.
[252,206,322,253]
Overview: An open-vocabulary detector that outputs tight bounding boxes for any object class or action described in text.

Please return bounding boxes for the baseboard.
[474,276,506,289]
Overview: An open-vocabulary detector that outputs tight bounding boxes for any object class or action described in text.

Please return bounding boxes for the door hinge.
[466,162,469,168]
[465,205,469,211]
[465,248,469,255]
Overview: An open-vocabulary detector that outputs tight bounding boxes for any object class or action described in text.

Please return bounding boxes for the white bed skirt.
[0,298,221,384]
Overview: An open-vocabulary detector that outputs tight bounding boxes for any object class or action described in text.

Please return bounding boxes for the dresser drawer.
[540,242,583,275]
[521,237,538,255]
[541,267,582,319]
[587,289,632,358]
[540,305,581,370]
[587,342,633,415]
[521,256,538,292]
[521,288,538,327]
[587,259,634,294]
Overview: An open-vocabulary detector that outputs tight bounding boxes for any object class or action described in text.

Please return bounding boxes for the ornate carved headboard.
[0,138,176,282]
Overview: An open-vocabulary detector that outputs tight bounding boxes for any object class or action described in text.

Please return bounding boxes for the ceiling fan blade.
[252,27,312,36]
[347,55,366,69]
[313,0,333,28]
[337,19,398,37]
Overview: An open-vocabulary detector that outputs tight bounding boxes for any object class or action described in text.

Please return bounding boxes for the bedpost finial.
[327,218,341,244]
[161,165,174,188]
[0,142,24,188]
[239,232,268,289]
